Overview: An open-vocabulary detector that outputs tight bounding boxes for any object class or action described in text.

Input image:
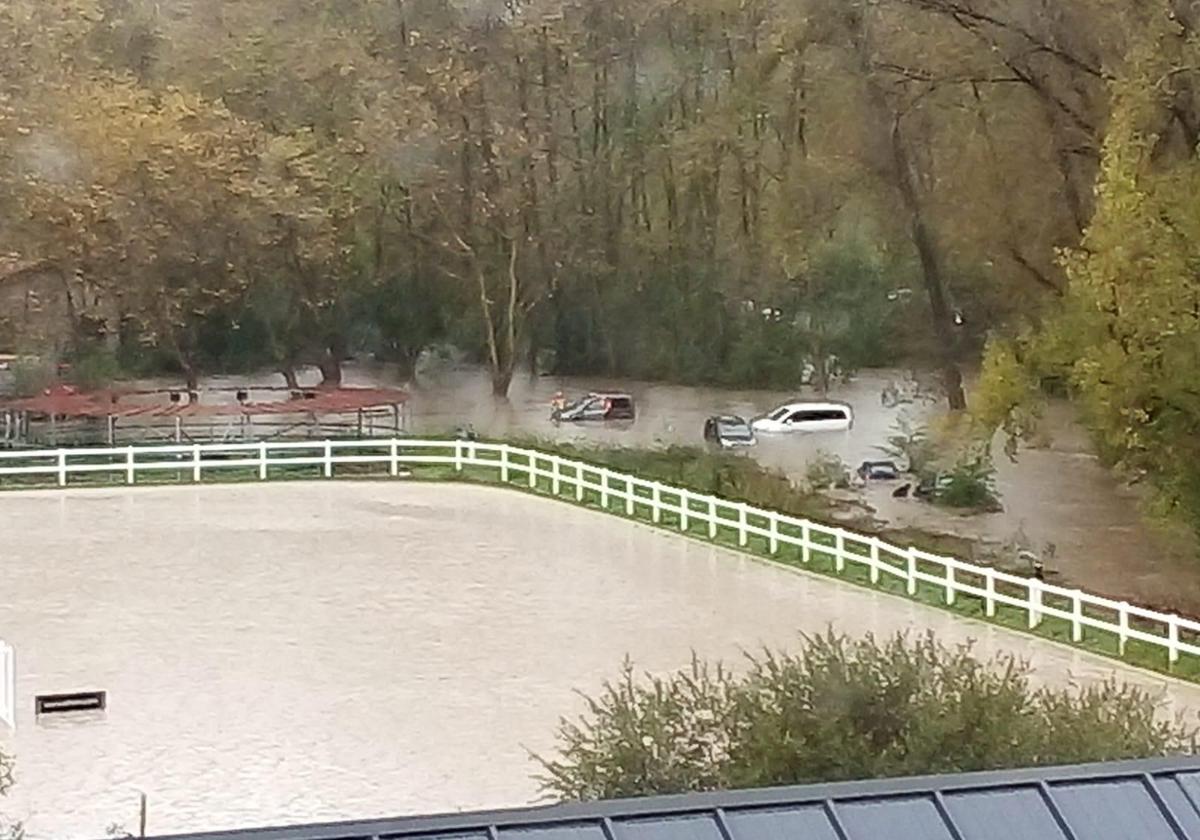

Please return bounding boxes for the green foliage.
[805,450,849,490]
[9,358,55,397]
[537,632,1195,800]
[66,347,122,391]
[520,440,835,522]
[877,415,938,474]
[935,450,1002,511]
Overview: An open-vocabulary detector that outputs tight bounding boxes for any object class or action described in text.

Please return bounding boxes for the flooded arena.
[3,482,1200,839]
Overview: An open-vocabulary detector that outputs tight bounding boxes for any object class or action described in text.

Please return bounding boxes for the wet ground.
[3,482,1199,839]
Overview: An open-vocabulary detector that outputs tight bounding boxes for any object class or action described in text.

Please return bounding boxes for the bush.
[935,450,1001,511]
[67,347,123,391]
[9,357,55,397]
[536,632,1195,800]
[805,450,849,489]
[877,415,937,474]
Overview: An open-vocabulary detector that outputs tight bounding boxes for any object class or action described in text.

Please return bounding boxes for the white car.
[752,401,854,433]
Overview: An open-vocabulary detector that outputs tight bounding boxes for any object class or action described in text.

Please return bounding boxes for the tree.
[977,3,1200,536]
[537,632,1194,800]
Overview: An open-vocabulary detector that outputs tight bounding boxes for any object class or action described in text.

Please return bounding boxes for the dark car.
[703,415,756,448]
[857,460,900,481]
[554,392,636,423]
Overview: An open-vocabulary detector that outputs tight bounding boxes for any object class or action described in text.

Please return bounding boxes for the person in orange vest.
[550,390,567,423]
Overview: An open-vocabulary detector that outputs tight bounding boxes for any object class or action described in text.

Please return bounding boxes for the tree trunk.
[889,118,967,411]
[280,366,301,391]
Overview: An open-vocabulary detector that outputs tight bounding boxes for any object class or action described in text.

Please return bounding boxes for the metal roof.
[150,756,1200,840]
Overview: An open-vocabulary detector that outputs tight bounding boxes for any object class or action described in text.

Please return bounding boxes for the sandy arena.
[3,482,1199,838]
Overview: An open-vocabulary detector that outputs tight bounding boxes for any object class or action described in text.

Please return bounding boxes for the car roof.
[771,401,854,413]
[714,415,748,424]
[588,391,633,398]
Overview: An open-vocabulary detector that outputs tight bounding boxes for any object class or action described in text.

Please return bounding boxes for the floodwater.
[3,482,1200,839]
[333,361,1199,614]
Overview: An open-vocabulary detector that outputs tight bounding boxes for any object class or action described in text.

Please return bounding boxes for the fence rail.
[0,641,13,730]
[1,438,1197,671]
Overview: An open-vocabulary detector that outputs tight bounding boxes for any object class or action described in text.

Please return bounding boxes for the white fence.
[0,641,13,730]
[0,438,1197,670]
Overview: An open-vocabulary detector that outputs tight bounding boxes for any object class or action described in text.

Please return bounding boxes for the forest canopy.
[3,0,1200,523]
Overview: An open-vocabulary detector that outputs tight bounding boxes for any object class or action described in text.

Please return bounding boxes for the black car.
[703,415,757,448]
[856,460,900,481]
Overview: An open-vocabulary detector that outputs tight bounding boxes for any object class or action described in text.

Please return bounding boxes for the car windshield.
[717,418,751,437]
[768,407,791,421]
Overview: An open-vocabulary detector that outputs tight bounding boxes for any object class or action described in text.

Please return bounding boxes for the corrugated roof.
[0,385,408,418]
[147,756,1200,840]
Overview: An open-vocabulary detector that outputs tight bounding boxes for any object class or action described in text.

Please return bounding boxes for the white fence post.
[1118,603,1129,655]
[455,440,463,473]
[624,479,634,515]
[1072,593,1083,642]
[679,489,689,532]
[738,505,748,547]
[323,441,333,478]
[0,641,14,730]
[906,547,918,595]
[57,450,67,487]
[528,453,538,489]
[1028,579,1043,629]
[1169,616,1180,665]
[869,539,880,584]
[390,439,399,477]
[985,569,996,617]
[501,446,510,483]
[192,444,202,482]
[945,563,956,606]
[801,523,811,563]
[708,499,717,538]
[552,457,562,496]
[126,446,135,485]
[835,530,846,573]
[575,464,584,501]
[651,484,661,523]
[768,512,779,554]
[258,443,268,480]
[600,469,609,508]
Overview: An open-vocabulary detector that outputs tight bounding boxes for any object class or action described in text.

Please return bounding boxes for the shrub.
[9,357,55,397]
[935,450,1002,511]
[805,450,849,489]
[877,415,938,474]
[536,632,1195,800]
[67,347,123,391]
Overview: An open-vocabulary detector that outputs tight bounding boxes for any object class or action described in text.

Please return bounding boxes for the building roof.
[150,756,1200,840]
[0,384,408,418]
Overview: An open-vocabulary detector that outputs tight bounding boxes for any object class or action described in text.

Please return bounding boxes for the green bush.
[805,450,849,489]
[67,348,123,391]
[9,358,55,397]
[536,632,1195,800]
[935,450,1001,511]
[877,415,938,474]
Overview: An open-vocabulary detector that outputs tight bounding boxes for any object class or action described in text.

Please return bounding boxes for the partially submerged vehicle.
[552,392,636,423]
[856,460,900,481]
[703,415,756,448]
[752,401,854,434]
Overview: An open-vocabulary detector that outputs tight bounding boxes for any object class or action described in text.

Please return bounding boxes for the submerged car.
[752,401,854,434]
[553,392,636,423]
[703,415,756,448]
[857,460,900,481]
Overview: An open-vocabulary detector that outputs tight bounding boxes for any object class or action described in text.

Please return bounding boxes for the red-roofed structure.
[0,384,409,446]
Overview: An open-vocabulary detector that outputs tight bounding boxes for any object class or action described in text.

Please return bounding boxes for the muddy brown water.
[341,361,1196,614]
[3,482,1200,839]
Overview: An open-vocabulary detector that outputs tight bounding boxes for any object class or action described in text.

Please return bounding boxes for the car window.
[769,407,790,421]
